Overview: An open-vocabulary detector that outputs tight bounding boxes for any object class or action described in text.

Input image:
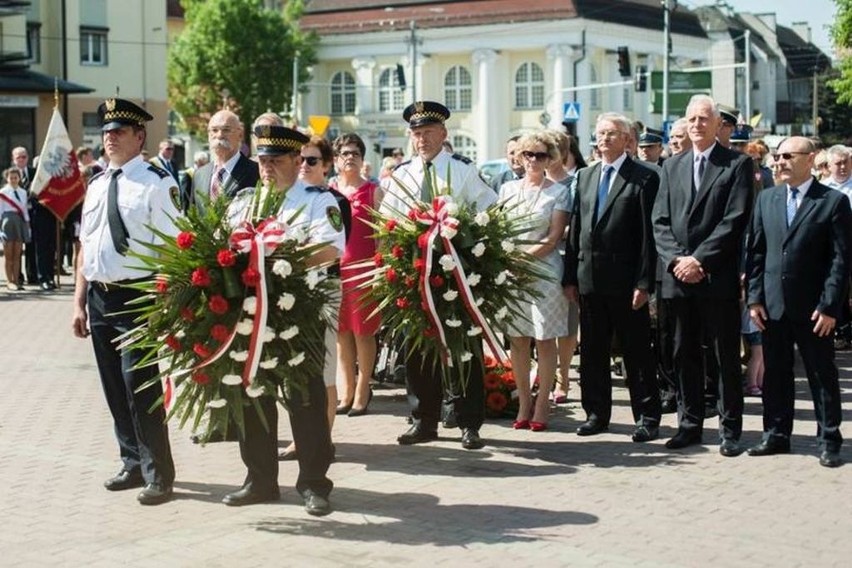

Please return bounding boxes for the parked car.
[478,158,509,184]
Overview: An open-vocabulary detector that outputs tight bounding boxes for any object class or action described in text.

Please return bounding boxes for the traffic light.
[617,46,631,78]
[634,65,647,92]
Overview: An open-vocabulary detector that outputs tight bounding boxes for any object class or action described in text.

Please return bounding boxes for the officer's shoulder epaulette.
[147,164,170,179]
[89,170,106,184]
[392,159,411,171]
[451,153,473,165]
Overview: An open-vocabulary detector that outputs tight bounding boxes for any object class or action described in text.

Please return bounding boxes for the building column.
[351,56,376,115]
[472,48,498,162]
[546,44,579,129]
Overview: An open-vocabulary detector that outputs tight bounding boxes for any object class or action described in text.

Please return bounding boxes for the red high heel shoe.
[529,421,548,432]
[513,419,530,430]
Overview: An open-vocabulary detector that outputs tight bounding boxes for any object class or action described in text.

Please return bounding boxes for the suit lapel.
[784,180,821,243]
[690,146,723,215]
[598,158,632,224]
[583,162,601,226]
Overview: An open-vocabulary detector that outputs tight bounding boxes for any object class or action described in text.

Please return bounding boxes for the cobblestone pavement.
[0,277,850,567]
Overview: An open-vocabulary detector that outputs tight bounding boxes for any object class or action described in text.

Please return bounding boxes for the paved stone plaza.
[0,280,850,567]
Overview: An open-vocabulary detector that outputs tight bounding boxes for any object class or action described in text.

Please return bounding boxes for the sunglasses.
[337,150,361,158]
[771,152,810,161]
[301,156,321,166]
[522,151,550,160]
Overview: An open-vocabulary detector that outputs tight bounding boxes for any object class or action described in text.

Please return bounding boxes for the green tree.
[168,0,316,141]
[829,0,852,104]
[819,69,852,144]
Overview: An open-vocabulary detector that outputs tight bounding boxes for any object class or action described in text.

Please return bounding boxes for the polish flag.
[31,108,85,221]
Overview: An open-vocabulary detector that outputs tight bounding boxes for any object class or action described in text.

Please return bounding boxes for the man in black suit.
[564,112,662,441]
[181,110,259,212]
[746,136,850,468]
[148,139,179,183]
[652,95,753,455]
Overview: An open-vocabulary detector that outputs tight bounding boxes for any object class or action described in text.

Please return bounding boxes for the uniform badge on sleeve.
[327,206,343,232]
[169,186,181,210]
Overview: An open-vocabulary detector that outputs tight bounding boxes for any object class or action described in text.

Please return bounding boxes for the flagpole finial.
[53,77,58,108]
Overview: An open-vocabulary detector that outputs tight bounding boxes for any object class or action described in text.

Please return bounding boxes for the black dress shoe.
[279,448,297,461]
[348,389,373,417]
[665,430,702,449]
[191,430,239,444]
[819,450,842,468]
[302,489,332,516]
[137,483,173,505]
[222,486,280,507]
[576,420,608,437]
[104,469,144,491]
[747,438,791,457]
[719,438,744,457]
[631,425,659,443]
[397,424,438,445]
[660,398,678,414]
[461,428,485,450]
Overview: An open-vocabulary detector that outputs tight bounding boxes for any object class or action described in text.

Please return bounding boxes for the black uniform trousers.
[670,296,743,440]
[88,284,174,485]
[405,349,484,432]
[762,316,843,452]
[238,374,333,498]
[654,291,677,405]
[31,200,57,284]
[579,293,661,426]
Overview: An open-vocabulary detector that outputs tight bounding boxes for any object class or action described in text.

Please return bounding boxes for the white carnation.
[467,273,481,287]
[221,374,242,386]
[495,306,508,320]
[440,224,458,239]
[246,384,265,398]
[277,293,295,311]
[259,357,278,369]
[207,399,227,409]
[175,329,186,339]
[272,259,292,278]
[460,351,473,362]
[494,271,509,285]
[279,325,299,340]
[443,289,459,301]
[501,240,515,253]
[474,211,490,226]
[243,296,257,315]
[438,254,456,272]
[305,270,320,290]
[262,326,276,342]
[471,242,486,257]
[475,297,484,307]
[235,319,254,335]
[467,326,483,337]
[288,352,305,367]
[444,201,459,216]
[229,350,249,362]
[445,318,462,328]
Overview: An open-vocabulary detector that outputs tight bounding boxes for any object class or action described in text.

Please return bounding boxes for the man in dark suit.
[564,112,662,441]
[148,139,179,183]
[746,136,850,468]
[181,109,259,212]
[652,95,753,455]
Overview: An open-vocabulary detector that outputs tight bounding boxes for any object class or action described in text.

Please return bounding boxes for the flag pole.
[53,78,62,290]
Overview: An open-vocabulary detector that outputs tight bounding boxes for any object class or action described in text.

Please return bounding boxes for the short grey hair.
[686,94,720,117]
[595,112,632,134]
[826,144,850,161]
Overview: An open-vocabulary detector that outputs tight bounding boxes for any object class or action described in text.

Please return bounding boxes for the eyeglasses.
[337,150,361,158]
[208,126,234,135]
[595,130,623,140]
[301,156,321,166]
[521,151,550,160]
[771,152,810,161]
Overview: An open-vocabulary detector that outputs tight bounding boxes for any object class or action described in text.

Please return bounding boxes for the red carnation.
[417,232,430,249]
[407,209,418,220]
[180,307,195,322]
[192,371,210,385]
[385,219,398,232]
[429,274,445,288]
[176,231,195,250]
[486,392,508,412]
[193,342,212,358]
[191,267,212,287]
[391,244,405,259]
[424,326,437,338]
[413,258,426,272]
[385,267,398,283]
[155,277,168,294]
[395,297,411,309]
[404,276,416,288]
[483,373,502,389]
[241,266,261,287]
[217,249,236,267]
[210,324,231,343]
[373,252,384,267]
[208,295,229,315]
[165,335,181,351]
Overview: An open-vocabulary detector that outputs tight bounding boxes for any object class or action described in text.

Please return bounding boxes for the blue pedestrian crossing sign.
[563,101,581,122]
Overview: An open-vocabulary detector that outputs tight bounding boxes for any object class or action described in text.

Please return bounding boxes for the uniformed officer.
[222,124,342,517]
[379,100,497,450]
[71,98,181,506]
[637,128,666,167]
[717,104,740,148]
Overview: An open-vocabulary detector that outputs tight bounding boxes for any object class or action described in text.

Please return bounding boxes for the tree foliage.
[168,0,317,140]
[829,0,852,104]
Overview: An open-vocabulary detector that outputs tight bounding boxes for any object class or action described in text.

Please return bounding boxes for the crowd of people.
[4,90,848,518]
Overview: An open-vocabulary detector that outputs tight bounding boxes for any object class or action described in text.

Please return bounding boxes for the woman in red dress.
[330,134,383,415]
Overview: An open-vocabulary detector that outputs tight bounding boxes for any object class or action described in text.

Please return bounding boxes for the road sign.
[308,115,331,136]
[562,101,581,122]
[650,71,712,91]
[662,120,674,143]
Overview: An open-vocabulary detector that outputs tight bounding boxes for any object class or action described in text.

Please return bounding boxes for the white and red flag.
[31,108,85,221]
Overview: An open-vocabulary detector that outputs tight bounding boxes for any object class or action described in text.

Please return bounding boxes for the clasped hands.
[672,256,705,284]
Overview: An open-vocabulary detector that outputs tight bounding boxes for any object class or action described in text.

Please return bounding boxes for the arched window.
[444,65,472,111]
[379,68,405,113]
[452,134,477,164]
[514,62,544,109]
[590,65,600,109]
[330,71,356,115]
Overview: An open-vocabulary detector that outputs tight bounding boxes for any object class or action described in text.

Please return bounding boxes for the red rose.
[385,219,398,232]
[391,244,405,259]
[193,342,212,358]
[424,326,437,338]
[192,371,210,385]
[486,392,508,412]
[176,231,195,250]
[210,324,230,343]
[407,209,418,220]
[217,249,236,267]
[373,252,384,267]
[165,335,181,351]
[417,232,430,249]
[241,266,260,287]
[413,258,426,272]
[180,307,195,322]
[483,373,501,389]
[385,267,398,283]
[404,276,416,288]
[208,295,229,315]
[155,278,168,294]
[429,274,445,288]
[395,297,410,309]
[191,267,212,287]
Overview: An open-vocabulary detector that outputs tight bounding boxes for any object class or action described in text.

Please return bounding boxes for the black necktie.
[421,161,434,201]
[107,169,129,254]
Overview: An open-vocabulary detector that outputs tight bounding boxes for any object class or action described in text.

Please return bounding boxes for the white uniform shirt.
[80,154,182,282]
[0,185,29,221]
[379,150,496,217]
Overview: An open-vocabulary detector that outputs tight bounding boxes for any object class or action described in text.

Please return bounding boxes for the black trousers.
[88,285,174,485]
[654,292,677,404]
[579,293,661,426]
[670,296,743,440]
[762,316,843,452]
[32,203,57,283]
[405,349,484,431]
[238,374,333,498]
